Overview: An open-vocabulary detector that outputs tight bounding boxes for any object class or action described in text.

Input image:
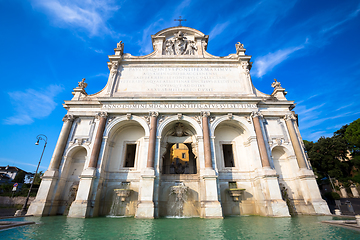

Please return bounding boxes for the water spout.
[168,182,189,217]
[108,184,132,217]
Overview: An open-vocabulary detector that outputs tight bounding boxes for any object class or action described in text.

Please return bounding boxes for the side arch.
[210,115,253,138]
[104,115,150,138]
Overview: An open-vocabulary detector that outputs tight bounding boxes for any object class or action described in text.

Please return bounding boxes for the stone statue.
[78,78,87,89]
[117,41,124,49]
[271,78,282,89]
[115,41,124,56]
[165,39,174,55]
[163,31,199,56]
[185,40,197,55]
[174,31,187,55]
[235,42,245,54]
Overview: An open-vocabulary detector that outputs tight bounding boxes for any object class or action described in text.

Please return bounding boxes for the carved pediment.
[151,26,208,57]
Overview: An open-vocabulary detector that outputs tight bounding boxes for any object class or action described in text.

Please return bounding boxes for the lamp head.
[35,139,39,145]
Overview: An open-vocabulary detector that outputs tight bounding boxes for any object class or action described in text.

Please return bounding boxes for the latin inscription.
[116,67,247,93]
[103,103,257,109]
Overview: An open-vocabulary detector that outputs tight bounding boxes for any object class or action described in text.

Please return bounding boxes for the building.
[0,166,33,184]
[27,26,330,218]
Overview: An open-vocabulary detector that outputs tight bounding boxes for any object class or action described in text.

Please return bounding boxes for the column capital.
[149,111,159,117]
[62,114,74,122]
[251,111,263,119]
[284,112,296,121]
[201,111,210,117]
[96,111,108,119]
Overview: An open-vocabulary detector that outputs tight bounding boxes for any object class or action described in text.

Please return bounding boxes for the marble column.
[284,113,307,169]
[27,114,74,216]
[251,112,290,217]
[147,111,158,168]
[136,111,158,219]
[49,114,74,170]
[202,112,212,168]
[68,112,107,218]
[88,112,108,168]
[252,111,270,168]
[199,112,223,218]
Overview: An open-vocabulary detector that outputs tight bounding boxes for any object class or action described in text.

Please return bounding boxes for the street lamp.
[18,134,47,215]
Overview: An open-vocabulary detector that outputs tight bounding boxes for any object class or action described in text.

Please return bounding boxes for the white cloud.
[252,44,305,78]
[209,21,230,40]
[30,0,120,36]
[321,7,360,34]
[4,85,64,125]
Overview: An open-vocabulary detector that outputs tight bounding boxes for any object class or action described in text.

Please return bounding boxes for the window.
[222,144,235,167]
[176,143,179,149]
[124,144,137,167]
[182,153,186,158]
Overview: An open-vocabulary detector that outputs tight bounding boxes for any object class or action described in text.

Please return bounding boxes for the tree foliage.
[304,118,360,185]
[345,119,360,169]
[12,170,26,183]
[32,171,43,185]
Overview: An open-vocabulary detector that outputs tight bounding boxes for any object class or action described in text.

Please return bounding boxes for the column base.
[67,168,97,218]
[135,201,154,219]
[311,200,331,215]
[267,200,291,217]
[67,200,94,218]
[26,170,59,216]
[26,200,53,216]
[201,201,223,218]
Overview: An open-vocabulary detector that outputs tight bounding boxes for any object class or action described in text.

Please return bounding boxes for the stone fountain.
[228,188,245,202]
[168,182,189,217]
[108,183,133,217]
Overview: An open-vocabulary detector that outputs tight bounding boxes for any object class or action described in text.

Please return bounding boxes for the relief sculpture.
[163,31,198,56]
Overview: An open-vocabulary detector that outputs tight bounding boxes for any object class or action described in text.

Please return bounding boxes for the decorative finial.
[235,42,245,55]
[271,78,282,89]
[78,78,87,89]
[174,16,186,26]
[115,41,124,56]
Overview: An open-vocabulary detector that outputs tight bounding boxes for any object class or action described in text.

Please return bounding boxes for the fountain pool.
[1,216,360,239]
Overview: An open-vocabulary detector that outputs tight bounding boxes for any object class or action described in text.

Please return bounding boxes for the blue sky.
[1,0,359,172]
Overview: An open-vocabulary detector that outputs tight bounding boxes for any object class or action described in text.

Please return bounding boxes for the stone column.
[284,113,307,169]
[251,111,270,168]
[251,112,290,217]
[68,112,108,218]
[49,114,74,170]
[88,112,108,168]
[199,112,223,218]
[202,112,212,168]
[27,114,74,216]
[136,111,158,219]
[147,111,158,168]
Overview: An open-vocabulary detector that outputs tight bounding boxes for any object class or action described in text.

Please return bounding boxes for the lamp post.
[19,134,47,215]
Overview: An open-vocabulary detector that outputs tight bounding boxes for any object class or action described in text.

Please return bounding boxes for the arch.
[104,115,149,138]
[270,145,292,157]
[271,146,293,180]
[153,26,206,38]
[157,115,202,137]
[210,115,252,138]
[64,144,89,158]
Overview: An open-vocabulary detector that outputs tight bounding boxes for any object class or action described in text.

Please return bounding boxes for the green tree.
[345,118,360,169]
[12,170,26,183]
[32,171,43,185]
[304,133,352,182]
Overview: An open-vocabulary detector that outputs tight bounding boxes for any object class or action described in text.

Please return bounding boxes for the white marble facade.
[27,26,330,218]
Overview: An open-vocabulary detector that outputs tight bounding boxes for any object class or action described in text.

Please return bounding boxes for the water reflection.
[1,216,360,240]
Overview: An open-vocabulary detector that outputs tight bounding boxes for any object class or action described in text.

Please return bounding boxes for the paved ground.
[0,208,17,217]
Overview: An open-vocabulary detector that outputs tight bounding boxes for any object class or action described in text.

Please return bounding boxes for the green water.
[1,216,359,239]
